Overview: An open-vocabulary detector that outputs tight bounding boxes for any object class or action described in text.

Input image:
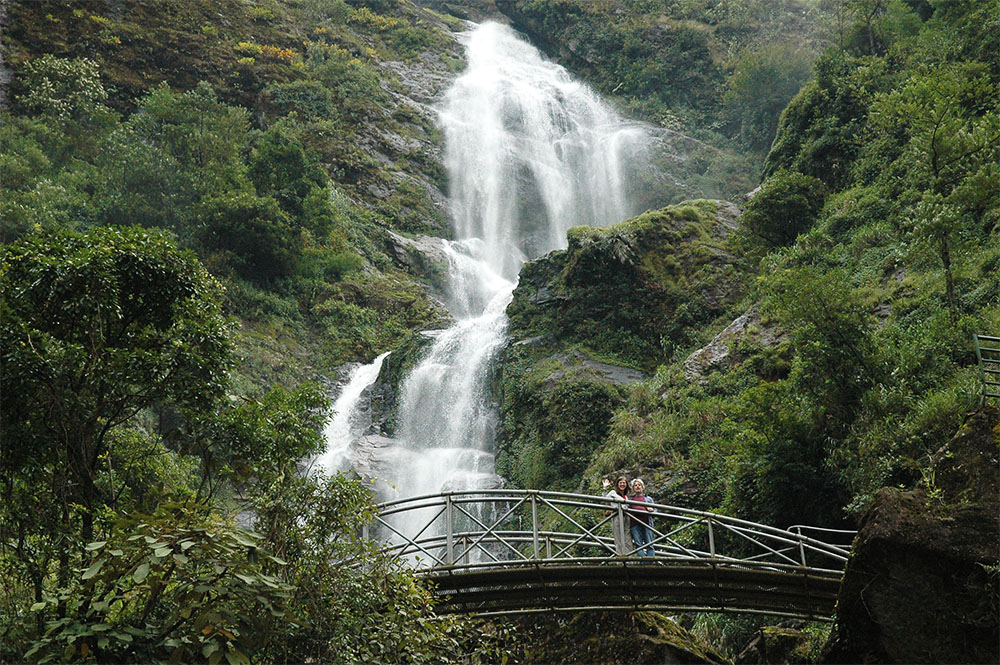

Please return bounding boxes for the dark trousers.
[630,523,654,557]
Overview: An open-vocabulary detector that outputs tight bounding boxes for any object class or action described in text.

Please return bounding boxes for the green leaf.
[225,648,250,665]
[85,541,107,551]
[232,532,258,548]
[30,601,47,612]
[82,558,106,580]
[133,562,150,583]
[154,546,172,558]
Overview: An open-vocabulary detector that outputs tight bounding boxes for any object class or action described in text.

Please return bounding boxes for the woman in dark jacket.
[628,478,655,557]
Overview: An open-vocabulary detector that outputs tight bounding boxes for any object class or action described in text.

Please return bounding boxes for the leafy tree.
[13,56,109,120]
[724,42,815,153]
[198,192,300,283]
[1,226,230,543]
[870,63,1000,319]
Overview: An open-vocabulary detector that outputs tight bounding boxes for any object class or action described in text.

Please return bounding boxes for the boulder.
[515,611,727,665]
[821,407,1000,664]
[684,307,786,384]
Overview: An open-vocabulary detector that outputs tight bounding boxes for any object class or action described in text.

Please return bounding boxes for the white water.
[314,352,389,475]
[381,23,654,530]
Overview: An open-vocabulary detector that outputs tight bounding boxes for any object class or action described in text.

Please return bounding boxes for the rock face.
[821,406,1000,664]
[497,200,744,489]
[515,612,727,664]
[684,307,786,384]
[384,230,452,296]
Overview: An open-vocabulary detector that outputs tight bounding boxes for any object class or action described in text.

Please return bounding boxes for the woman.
[601,476,630,556]
[628,478,655,557]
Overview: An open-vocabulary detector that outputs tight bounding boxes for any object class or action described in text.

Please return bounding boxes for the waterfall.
[314,352,390,475]
[380,22,654,536]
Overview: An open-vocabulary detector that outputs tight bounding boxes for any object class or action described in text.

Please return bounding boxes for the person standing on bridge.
[628,478,656,557]
[602,476,630,556]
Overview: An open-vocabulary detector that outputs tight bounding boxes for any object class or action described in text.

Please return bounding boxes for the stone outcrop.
[384,230,451,294]
[497,200,744,489]
[684,307,786,384]
[821,406,1000,664]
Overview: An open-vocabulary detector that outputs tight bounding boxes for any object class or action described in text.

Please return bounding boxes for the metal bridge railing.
[371,489,855,575]
[974,334,1000,404]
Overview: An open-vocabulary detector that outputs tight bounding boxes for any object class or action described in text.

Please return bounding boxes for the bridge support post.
[445,494,454,565]
[708,516,715,557]
[531,492,540,560]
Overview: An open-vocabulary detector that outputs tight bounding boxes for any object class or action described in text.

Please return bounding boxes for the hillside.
[2,0,998,663]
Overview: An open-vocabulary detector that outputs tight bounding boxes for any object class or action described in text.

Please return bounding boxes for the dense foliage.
[3,0,998,662]
[0,228,512,663]
[0,1,502,661]
[583,0,998,531]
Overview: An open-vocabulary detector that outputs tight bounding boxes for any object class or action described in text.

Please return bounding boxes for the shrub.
[740,169,828,249]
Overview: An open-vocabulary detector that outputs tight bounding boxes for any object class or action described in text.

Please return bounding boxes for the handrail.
[375,489,854,559]
[368,489,855,618]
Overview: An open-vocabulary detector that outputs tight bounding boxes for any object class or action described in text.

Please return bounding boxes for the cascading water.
[314,352,390,475]
[379,22,656,544]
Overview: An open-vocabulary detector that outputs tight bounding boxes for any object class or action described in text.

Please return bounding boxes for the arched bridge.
[370,490,855,619]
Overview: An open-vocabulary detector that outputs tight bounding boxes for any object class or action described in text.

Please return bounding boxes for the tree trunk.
[940,235,956,321]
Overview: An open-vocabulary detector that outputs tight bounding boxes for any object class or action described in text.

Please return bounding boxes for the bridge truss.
[370,490,855,619]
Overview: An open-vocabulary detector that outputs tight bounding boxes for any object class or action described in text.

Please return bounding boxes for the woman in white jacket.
[602,476,630,556]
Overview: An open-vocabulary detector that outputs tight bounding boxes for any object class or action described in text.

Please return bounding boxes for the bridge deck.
[422,559,842,619]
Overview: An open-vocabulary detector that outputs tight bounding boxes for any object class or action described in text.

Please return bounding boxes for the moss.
[508,199,742,372]
[514,611,726,664]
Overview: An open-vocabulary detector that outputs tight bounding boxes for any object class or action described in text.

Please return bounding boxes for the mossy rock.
[821,407,1000,664]
[496,343,639,489]
[368,329,435,435]
[507,199,742,373]
[514,611,727,665]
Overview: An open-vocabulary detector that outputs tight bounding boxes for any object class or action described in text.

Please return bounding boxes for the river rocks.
[821,406,1000,664]
[736,623,822,664]
[514,611,727,664]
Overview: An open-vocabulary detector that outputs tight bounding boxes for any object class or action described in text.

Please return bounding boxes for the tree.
[1,227,231,546]
[724,43,816,153]
[739,170,829,250]
[872,63,1000,319]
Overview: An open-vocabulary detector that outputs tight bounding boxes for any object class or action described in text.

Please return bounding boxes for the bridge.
[370,490,855,619]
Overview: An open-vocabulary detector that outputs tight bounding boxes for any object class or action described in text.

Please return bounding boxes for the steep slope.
[2,0,467,384]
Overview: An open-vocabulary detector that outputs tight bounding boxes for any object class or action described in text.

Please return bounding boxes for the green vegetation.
[0,228,511,663]
[577,0,999,529]
[3,0,998,661]
[0,1,503,661]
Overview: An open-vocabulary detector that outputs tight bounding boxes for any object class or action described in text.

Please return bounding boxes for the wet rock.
[385,230,450,291]
[821,406,1000,664]
[349,434,397,482]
